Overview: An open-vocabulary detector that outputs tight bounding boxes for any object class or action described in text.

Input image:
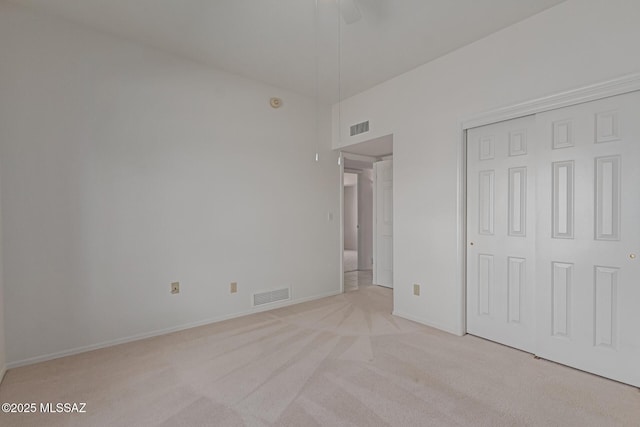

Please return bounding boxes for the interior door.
[535,91,640,387]
[374,159,393,288]
[467,116,536,353]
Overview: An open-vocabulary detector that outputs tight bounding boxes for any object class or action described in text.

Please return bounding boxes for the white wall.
[357,169,373,270]
[343,179,358,251]
[333,0,640,334]
[0,2,340,366]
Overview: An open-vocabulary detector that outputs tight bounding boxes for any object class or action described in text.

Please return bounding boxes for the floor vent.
[253,288,290,307]
[350,120,369,136]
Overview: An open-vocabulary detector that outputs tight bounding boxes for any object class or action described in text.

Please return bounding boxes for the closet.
[466,90,640,387]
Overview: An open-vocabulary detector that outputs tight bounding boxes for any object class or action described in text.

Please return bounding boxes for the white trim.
[455,123,468,337]
[0,365,6,384]
[372,163,378,285]
[339,152,345,294]
[6,289,342,369]
[342,152,377,163]
[462,72,640,130]
[393,311,463,336]
[344,168,363,174]
[458,72,640,337]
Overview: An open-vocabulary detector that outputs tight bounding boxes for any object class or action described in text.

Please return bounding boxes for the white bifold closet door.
[467,115,537,353]
[536,91,640,387]
[467,90,640,387]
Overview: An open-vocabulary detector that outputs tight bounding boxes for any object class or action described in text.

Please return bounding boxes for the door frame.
[458,72,640,336]
[339,151,344,294]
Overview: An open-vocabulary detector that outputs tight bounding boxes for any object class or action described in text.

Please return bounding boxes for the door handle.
[630,253,637,260]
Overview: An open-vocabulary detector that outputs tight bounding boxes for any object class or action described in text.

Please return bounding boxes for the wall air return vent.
[350,120,370,136]
[252,288,290,307]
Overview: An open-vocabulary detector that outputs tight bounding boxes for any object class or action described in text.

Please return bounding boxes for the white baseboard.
[7,289,342,369]
[392,310,464,336]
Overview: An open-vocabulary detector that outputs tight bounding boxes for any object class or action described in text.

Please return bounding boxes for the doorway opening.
[339,134,393,293]
[343,165,373,292]
[343,171,359,273]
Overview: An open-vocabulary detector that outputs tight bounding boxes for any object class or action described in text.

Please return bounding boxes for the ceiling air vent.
[350,120,369,136]
[253,288,290,307]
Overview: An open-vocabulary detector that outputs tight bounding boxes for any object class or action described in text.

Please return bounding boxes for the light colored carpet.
[343,250,358,272]
[1,285,639,426]
[344,270,372,293]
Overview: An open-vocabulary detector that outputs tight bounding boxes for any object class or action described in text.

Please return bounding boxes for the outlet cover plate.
[171,282,180,294]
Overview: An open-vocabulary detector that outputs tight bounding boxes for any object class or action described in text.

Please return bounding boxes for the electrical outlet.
[413,284,420,296]
[230,282,237,294]
[171,282,180,294]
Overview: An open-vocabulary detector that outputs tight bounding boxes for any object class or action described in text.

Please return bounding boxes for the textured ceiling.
[8,0,566,101]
